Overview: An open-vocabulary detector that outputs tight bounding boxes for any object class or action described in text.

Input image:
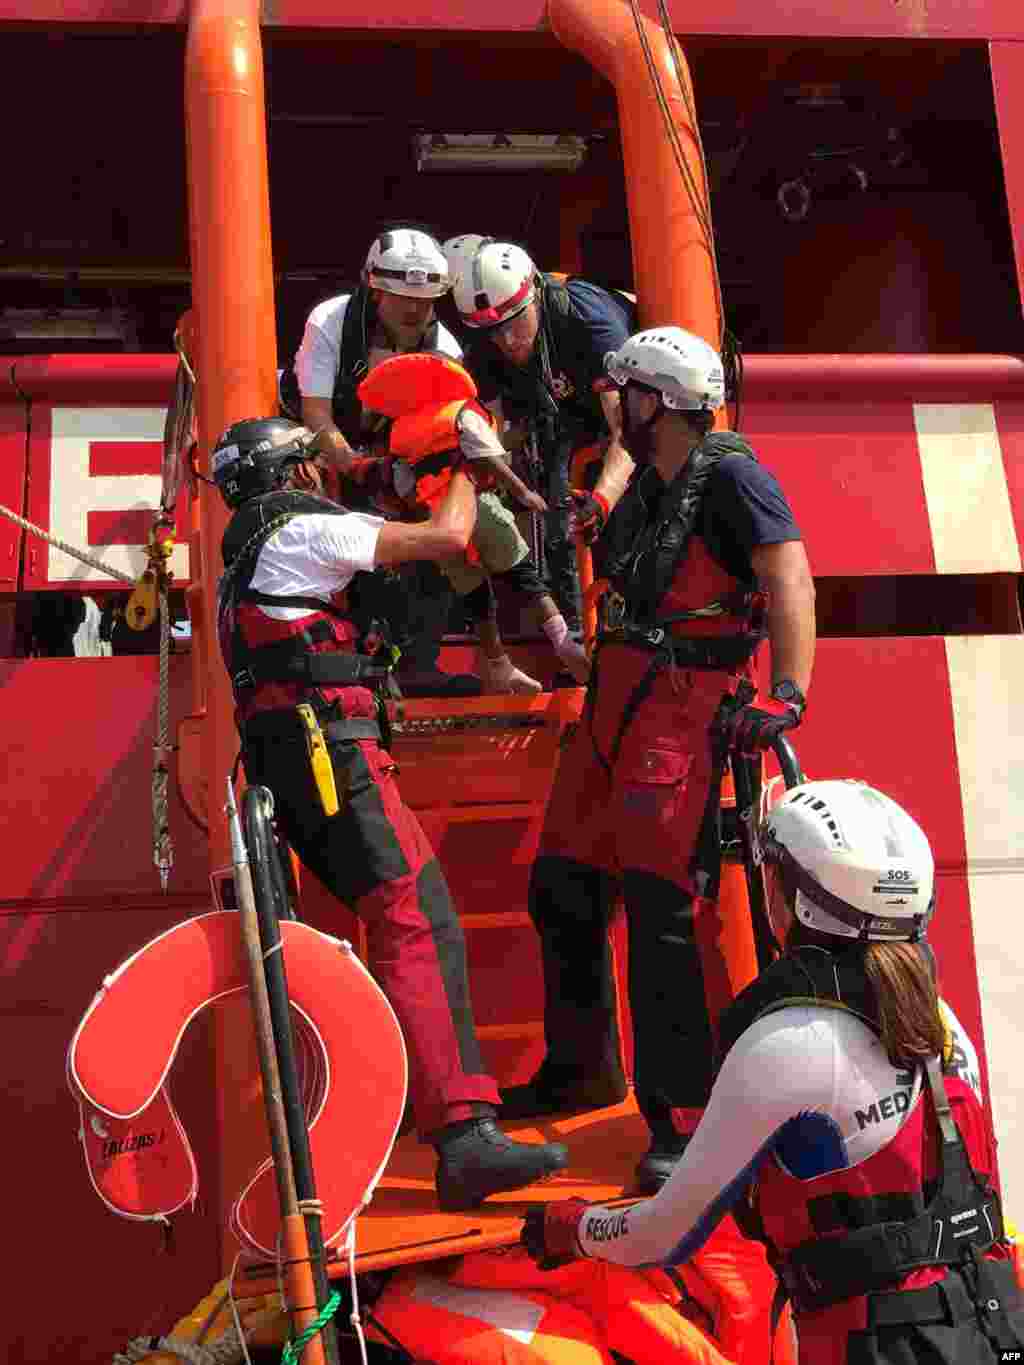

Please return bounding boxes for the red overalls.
[529,530,762,1135]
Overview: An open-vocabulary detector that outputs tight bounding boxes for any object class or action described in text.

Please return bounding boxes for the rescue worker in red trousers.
[522,780,1024,1365]
[212,417,568,1210]
[503,327,816,1195]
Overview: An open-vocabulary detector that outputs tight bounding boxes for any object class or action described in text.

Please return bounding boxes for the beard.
[621,406,659,466]
[383,320,428,352]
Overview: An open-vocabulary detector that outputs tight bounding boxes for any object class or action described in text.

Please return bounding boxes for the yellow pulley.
[125,518,176,631]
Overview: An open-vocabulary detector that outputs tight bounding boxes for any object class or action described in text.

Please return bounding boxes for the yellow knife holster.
[296,704,340,817]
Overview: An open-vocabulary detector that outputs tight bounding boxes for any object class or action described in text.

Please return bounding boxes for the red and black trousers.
[529,641,755,1136]
[242,708,500,1138]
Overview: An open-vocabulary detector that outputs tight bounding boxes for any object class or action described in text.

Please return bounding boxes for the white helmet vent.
[604,327,725,413]
[761,780,935,942]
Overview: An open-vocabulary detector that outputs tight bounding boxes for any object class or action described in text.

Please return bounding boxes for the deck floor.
[238,1099,649,1294]
[340,1093,646,1274]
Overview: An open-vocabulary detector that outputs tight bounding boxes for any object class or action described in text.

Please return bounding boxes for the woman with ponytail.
[522,779,1023,1364]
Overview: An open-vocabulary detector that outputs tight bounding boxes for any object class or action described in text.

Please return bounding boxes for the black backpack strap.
[338,284,372,385]
[328,286,372,441]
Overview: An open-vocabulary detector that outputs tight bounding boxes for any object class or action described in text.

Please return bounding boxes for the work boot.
[476,651,543,696]
[500,1061,628,1121]
[633,1130,692,1195]
[434,1118,570,1212]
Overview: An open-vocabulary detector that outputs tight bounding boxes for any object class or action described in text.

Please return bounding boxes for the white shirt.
[576,999,981,1268]
[248,511,383,620]
[456,404,509,462]
[293,293,462,399]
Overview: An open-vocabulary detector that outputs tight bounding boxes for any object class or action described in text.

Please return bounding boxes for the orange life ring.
[67,911,407,1256]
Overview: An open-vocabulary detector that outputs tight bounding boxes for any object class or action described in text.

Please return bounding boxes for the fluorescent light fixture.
[0,308,130,341]
[413,133,587,173]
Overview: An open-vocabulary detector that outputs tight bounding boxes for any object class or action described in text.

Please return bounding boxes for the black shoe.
[434,1118,569,1212]
[397,667,483,698]
[499,1063,628,1121]
[633,1133,692,1194]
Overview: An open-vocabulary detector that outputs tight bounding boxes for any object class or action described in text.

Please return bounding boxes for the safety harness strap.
[603,432,758,621]
[232,642,391,695]
[243,712,382,746]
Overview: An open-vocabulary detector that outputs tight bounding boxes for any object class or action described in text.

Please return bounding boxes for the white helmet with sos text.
[761,780,936,942]
[452,241,537,329]
[442,234,495,292]
[605,327,725,412]
[363,227,450,299]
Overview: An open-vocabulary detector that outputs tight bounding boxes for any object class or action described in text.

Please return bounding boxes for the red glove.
[520,1198,589,1269]
[729,682,806,752]
[568,489,610,545]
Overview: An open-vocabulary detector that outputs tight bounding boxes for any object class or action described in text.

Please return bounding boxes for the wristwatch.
[770,679,806,711]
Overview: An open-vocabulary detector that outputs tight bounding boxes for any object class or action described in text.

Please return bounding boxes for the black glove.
[568,489,610,545]
[729,681,806,753]
[520,1198,589,1269]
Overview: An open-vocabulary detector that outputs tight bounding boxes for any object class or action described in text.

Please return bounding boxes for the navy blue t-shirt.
[467,276,636,434]
[700,452,802,581]
[598,451,801,586]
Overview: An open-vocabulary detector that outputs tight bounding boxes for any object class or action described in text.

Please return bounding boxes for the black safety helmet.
[211,417,317,509]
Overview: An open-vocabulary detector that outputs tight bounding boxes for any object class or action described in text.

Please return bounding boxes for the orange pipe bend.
[547,0,721,352]
[184,0,279,867]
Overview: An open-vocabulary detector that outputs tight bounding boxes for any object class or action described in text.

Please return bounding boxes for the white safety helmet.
[762,780,936,942]
[442,234,495,292]
[452,241,538,329]
[605,327,725,412]
[363,227,450,299]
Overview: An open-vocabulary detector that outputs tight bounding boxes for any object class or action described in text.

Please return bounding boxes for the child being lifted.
[345,350,590,695]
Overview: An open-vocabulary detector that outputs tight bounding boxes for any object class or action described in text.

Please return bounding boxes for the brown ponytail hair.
[862,941,945,1069]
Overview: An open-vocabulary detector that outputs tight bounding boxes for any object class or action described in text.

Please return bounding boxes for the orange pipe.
[548,0,721,351]
[184,0,281,1281]
[185,0,278,871]
[550,0,760,1012]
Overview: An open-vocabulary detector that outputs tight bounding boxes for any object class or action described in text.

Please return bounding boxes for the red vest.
[599,533,762,713]
[753,1065,1010,1365]
[662,531,762,656]
[232,597,375,723]
[219,492,382,725]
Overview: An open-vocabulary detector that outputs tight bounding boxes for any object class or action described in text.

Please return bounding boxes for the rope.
[280,1291,341,1365]
[0,501,135,583]
[223,1252,255,1365]
[153,581,174,892]
[345,1218,370,1365]
[110,1329,248,1365]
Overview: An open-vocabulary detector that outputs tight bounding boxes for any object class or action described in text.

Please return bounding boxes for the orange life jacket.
[357,353,498,567]
[369,1230,797,1365]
